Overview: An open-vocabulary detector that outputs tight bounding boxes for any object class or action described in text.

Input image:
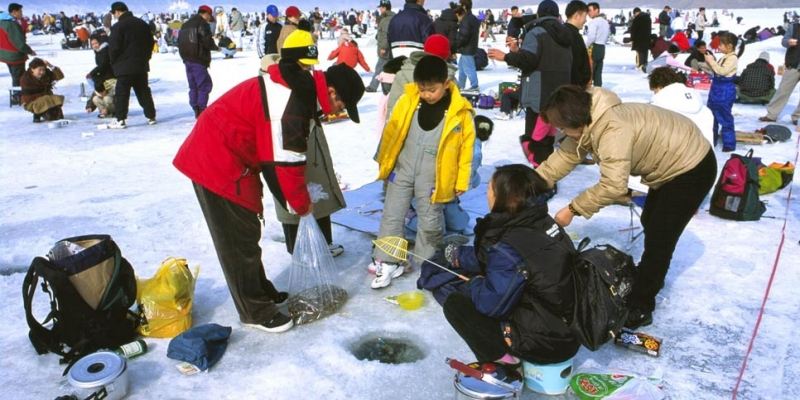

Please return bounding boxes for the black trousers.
[114,73,156,121]
[281,216,333,254]
[697,30,704,40]
[635,49,649,72]
[443,292,507,362]
[591,44,605,87]
[193,183,281,324]
[628,149,717,312]
[7,63,24,87]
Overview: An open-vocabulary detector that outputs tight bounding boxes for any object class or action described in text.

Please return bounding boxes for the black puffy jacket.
[456,12,480,55]
[109,12,155,76]
[178,14,218,68]
[434,9,458,55]
[473,204,580,364]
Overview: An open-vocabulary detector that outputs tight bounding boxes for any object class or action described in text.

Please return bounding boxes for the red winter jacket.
[173,65,332,214]
[328,41,371,71]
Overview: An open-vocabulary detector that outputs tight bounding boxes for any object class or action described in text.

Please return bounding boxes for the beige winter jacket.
[536,87,711,218]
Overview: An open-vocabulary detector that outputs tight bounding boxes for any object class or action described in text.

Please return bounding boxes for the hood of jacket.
[651,82,704,115]
[528,16,572,48]
[475,202,550,252]
[0,12,14,21]
[93,42,109,53]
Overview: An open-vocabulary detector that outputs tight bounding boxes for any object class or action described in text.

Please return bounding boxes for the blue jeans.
[458,54,479,90]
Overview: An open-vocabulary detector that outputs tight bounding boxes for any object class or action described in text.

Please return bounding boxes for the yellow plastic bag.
[137,257,199,338]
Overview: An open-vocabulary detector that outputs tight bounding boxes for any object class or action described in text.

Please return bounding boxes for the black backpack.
[567,239,636,351]
[475,48,489,71]
[23,235,139,367]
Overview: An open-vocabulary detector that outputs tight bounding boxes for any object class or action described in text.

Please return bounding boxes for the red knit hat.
[424,34,450,60]
[198,5,212,14]
[285,6,301,18]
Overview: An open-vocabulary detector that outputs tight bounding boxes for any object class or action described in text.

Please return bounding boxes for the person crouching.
[21,58,64,122]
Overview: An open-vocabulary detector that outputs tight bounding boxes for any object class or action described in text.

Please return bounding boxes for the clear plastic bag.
[286,193,347,324]
[137,257,199,338]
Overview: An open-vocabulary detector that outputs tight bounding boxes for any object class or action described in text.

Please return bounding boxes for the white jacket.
[651,83,714,146]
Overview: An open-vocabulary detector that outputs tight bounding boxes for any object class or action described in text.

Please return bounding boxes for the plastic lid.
[68,352,126,389]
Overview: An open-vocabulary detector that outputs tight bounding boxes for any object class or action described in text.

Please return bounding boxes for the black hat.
[378,0,391,8]
[324,64,365,123]
[110,2,129,12]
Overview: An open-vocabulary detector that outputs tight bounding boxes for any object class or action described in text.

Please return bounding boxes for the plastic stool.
[522,357,574,395]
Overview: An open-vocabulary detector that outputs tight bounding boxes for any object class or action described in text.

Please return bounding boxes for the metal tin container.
[454,372,520,400]
[67,351,130,400]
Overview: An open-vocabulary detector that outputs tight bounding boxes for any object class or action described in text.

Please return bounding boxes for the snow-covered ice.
[1,7,799,399]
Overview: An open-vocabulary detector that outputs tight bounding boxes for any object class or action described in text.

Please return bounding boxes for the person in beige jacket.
[535,85,717,329]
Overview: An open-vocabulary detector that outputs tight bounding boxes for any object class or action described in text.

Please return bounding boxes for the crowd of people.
[2,0,800,383]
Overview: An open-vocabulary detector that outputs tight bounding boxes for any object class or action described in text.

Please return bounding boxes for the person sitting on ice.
[217,34,237,58]
[327,34,371,72]
[434,164,579,373]
[684,40,713,73]
[370,55,475,289]
[20,58,65,122]
[85,34,116,118]
[735,51,776,105]
[646,44,692,74]
[648,66,714,145]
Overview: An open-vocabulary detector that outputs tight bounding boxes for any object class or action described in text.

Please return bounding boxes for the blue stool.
[522,357,574,395]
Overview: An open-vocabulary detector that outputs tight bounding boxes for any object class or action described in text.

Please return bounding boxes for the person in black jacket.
[487,0,572,167]
[86,34,116,118]
[506,6,524,40]
[630,8,652,72]
[455,0,480,90]
[658,6,670,37]
[433,4,459,59]
[107,2,156,129]
[178,5,218,118]
[565,1,591,88]
[387,0,434,58]
[260,5,282,57]
[441,164,579,366]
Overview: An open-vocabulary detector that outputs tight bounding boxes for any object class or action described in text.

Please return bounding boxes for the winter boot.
[370,261,404,289]
[32,113,44,123]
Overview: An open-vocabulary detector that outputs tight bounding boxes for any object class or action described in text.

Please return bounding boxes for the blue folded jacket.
[167,323,232,371]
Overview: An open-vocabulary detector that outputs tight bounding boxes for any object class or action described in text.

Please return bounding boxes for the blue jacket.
[387,3,433,51]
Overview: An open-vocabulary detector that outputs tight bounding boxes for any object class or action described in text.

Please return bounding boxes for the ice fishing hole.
[350,334,426,364]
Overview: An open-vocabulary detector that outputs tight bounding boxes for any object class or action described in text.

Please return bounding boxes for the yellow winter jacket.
[376,81,476,204]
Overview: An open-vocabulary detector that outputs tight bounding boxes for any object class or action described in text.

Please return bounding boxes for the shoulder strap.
[23,257,67,357]
[258,75,271,120]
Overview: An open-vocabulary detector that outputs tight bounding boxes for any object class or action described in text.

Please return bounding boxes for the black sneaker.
[33,114,43,123]
[624,309,653,330]
[274,291,289,306]
[244,312,294,333]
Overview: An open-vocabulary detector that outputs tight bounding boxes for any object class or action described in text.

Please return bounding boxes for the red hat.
[424,34,451,60]
[198,5,212,14]
[285,6,301,18]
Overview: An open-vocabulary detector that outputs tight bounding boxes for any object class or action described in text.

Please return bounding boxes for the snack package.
[614,328,662,357]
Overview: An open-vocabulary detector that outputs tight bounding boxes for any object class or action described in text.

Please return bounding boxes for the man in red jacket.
[173,33,364,333]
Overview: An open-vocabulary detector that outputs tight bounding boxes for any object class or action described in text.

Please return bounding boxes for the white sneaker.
[370,261,404,289]
[107,119,127,129]
[494,112,511,121]
[147,118,157,125]
[329,243,344,257]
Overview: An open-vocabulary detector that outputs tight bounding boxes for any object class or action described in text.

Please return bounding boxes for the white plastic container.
[67,351,130,400]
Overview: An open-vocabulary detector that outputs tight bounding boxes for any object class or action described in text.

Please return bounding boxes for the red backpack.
[710,149,766,221]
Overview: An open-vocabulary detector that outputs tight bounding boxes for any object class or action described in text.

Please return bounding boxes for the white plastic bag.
[286,184,347,324]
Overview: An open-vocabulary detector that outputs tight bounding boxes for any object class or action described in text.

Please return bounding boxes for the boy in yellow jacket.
[371,55,476,289]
